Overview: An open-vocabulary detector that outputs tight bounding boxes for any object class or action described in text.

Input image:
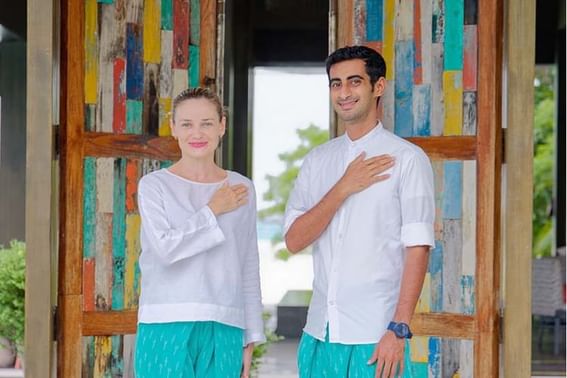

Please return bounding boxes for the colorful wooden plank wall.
[354,0,477,138]
[352,1,478,376]
[84,0,205,137]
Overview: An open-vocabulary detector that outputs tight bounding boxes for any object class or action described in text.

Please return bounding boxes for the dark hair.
[172,87,224,122]
[325,45,387,87]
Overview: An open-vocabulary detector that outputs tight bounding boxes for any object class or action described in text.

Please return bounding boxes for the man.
[284,45,435,377]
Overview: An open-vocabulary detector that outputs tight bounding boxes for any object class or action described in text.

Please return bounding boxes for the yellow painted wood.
[443,71,463,135]
[84,0,97,104]
[383,0,396,80]
[143,0,161,63]
[124,214,141,309]
[94,336,112,377]
[159,98,172,136]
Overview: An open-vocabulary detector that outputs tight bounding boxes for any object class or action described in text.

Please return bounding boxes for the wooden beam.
[412,313,476,339]
[475,0,504,376]
[59,0,85,376]
[82,310,138,335]
[25,0,55,375]
[503,0,535,376]
[83,133,181,160]
[407,136,476,160]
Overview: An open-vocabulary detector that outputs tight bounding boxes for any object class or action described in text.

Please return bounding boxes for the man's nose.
[339,84,352,99]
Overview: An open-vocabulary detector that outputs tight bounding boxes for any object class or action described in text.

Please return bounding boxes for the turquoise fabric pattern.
[298,331,415,378]
[134,321,243,378]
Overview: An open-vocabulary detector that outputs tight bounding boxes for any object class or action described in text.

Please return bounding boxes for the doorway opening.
[223,0,330,374]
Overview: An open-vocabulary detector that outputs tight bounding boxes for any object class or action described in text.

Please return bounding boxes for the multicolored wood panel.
[82,157,171,313]
[353,0,478,137]
[351,1,479,376]
[82,335,137,377]
[83,0,207,136]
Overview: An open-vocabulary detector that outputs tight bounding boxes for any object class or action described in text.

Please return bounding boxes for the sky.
[252,66,330,212]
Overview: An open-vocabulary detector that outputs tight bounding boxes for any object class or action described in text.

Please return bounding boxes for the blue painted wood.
[429,241,443,312]
[464,0,477,25]
[366,0,383,41]
[98,0,113,3]
[461,275,475,314]
[83,158,97,259]
[126,23,143,100]
[442,161,463,219]
[413,84,431,136]
[428,337,441,378]
[190,0,200,45]
[443,0,464,70]
[111,159,126,310]
[394,40,414,137]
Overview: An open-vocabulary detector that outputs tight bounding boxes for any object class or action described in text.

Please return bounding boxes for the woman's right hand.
[208,182,249,216]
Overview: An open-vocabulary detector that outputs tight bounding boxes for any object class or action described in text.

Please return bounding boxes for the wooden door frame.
[57,0,218,376]
[334,0,504,376]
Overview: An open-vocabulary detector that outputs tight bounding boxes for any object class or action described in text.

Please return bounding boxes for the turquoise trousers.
[298,331,414,378]
[134,321,243,378]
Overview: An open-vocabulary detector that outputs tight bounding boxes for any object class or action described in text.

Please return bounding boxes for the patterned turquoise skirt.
[134,321,243,378]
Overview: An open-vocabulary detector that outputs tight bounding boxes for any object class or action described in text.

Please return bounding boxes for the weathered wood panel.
[382,0,395,80]
[84,0,98,104]
[443,71,463,136]
[143,0,161,63]
[394,40,414,137]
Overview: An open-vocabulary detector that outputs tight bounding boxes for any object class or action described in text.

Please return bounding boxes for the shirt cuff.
[244,331,267,346]
[401,222,435,248]
[283,209,305,235]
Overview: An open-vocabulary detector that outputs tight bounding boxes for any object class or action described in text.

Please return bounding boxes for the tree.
[532,66,555,257]
[259,124,328,260]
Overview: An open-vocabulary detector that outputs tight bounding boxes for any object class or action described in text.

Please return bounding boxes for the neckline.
[163,168,229,185]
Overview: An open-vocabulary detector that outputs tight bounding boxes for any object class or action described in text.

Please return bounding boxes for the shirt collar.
[343,121,383,149]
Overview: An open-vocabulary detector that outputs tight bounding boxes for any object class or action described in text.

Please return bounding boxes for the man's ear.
[373,77,386,98]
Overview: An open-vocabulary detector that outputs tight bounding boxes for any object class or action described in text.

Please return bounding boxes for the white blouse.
[137,168,265,345]
[284,123,435,344]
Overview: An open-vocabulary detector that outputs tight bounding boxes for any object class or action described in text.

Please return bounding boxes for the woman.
[134,87,265,378]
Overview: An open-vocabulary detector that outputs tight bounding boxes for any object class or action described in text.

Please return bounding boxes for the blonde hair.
[172,87,223,122]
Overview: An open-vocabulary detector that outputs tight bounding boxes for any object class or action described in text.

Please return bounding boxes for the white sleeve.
[399,150,436,248]
[283,155,312,236]
[138,178,225,264]
[241,185,266,345]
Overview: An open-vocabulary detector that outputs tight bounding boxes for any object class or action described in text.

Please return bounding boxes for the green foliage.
[250,312,284,375]
[0,241,25,353]
[259,124,328,259]
[532,67,555,257]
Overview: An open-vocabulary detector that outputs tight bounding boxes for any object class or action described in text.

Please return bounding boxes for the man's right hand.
[337,152,395,197]
[208,182,249,216]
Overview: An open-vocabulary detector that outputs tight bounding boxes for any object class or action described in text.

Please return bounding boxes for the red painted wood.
[125,159,139,213]
[113,58,127,134]
[414,0,423,84]
[173,0,189,69]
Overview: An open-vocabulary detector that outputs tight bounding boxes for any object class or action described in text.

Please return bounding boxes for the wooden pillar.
[25,0,56,376]
[503,0,535,376]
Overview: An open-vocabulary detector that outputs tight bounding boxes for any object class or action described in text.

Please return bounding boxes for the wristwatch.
[387,321,413,339]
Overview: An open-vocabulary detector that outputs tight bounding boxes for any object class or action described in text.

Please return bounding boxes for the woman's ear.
[220,115,227,138]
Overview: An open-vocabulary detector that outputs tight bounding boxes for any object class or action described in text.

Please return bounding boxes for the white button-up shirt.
[284,123,435,344]
[137,169,266,345]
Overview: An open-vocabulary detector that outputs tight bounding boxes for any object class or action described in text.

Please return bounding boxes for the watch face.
[396,323,409,337]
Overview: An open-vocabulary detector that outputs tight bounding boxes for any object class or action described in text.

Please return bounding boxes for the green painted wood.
[111,158,126,310]
[189,45,200,87]
[190,0,200,45]
[83,158,97,259]
[161,0,173,30]
[126,99,143,134]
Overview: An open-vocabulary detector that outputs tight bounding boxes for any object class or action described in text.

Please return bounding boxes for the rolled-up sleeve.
[399,150,435,248]
[138,177,226,264]
[283,155,312,236]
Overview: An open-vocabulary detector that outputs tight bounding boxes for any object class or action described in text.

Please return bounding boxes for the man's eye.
[330,82,341,88]
[351,79,361,86]
[181,123,191,128]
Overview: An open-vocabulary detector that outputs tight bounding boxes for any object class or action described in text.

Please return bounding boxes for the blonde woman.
[135,88,265,378]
